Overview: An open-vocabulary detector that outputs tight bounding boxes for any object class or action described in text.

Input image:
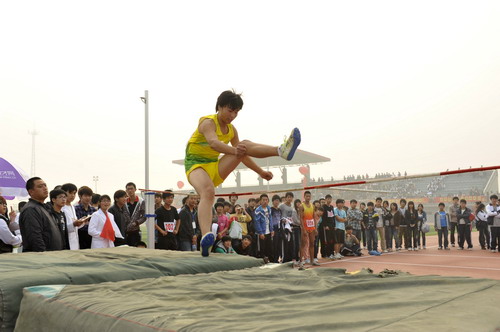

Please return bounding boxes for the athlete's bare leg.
[237,140,279,158]
[188,168,216,236]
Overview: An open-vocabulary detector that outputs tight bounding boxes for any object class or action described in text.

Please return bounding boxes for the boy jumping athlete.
[185,90,301,256]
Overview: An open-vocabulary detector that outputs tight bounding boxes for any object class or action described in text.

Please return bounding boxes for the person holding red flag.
[88,195,124,248]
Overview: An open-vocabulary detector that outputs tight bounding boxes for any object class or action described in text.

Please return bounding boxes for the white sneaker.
[304,259,310,264]
[383,250,388,253]
[335,253,342,259]
[408,248,413,251]
[313,258,319,264]
[423,246,426,250]
[467,248,473,251]
[278,128,301,161]
[328,254,336,260]
[414,247,418,251]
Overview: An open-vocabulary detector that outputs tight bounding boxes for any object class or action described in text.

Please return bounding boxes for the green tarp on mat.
[0,248,263,331]
[14,265,500,332]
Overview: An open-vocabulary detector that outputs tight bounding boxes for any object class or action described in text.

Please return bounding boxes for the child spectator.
[347,199,363,248]
[88,195,124,248]
[486,195,499,253]
[359,202,367,248]
[362,202,378,253]
[270,195,282,262]
[214,235,236,254]
[341,225,362,256]
[334,199,347,259]
[434,203,450,250]
[215,202,230,240]
[456,199,473,250]
[321,194,336,259]
[475,203,490,250]
[229,204,251,249]
[254,194,273,261]
[234,235,253,256]
[417,203,427,249]
[384,203,401,251]
[405,201,418,251]
[299,191,317,266]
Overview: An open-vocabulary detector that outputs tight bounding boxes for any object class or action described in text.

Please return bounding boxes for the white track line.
[335,260,500,272]
[396,253,500,260]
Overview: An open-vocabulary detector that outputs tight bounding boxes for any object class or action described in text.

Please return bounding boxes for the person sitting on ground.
[341,225,362,256]
[234,234,253,255]
[214,235,236,254]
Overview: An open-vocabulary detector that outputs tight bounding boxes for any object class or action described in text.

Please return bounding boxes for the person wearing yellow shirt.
[185,90,301,257]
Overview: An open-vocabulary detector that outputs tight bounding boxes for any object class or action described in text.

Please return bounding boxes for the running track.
[315,231,500,280]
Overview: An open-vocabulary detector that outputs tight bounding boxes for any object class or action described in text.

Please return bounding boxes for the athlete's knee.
[239,139,253,149]
[199,185,215,198]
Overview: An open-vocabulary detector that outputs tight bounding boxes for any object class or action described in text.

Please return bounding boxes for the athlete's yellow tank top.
[302,202,315,231]
[185,114,235,172]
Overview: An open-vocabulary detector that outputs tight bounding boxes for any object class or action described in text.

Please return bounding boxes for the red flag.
[100,212,115,242]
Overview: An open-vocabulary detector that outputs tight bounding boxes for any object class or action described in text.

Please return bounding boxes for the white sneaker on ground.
[278,128,301,161]
[408,248,413,251]
[383,250,388,253]
[313,258,319,264]
[335,253,342,259]
[467,248,473,251]
[414,247,418,251]
[328,254,336,260]
[304,259,310,264]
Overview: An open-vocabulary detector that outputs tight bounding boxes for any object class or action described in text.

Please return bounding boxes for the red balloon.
[299,166,309,175]
[177,181,184,189]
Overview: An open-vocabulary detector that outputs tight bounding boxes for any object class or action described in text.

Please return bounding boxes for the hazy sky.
[1,0,499,197]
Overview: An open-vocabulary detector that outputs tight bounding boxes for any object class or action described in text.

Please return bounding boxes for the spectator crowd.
[1,177,499,267]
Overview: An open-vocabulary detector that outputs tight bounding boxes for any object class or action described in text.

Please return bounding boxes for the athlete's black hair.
[215,90,243,111]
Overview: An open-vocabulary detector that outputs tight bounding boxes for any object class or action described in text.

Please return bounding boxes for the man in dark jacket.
[20,177,64,252]
[48,189,70,250]
[177,194,199,251]
[456,199,473,250]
